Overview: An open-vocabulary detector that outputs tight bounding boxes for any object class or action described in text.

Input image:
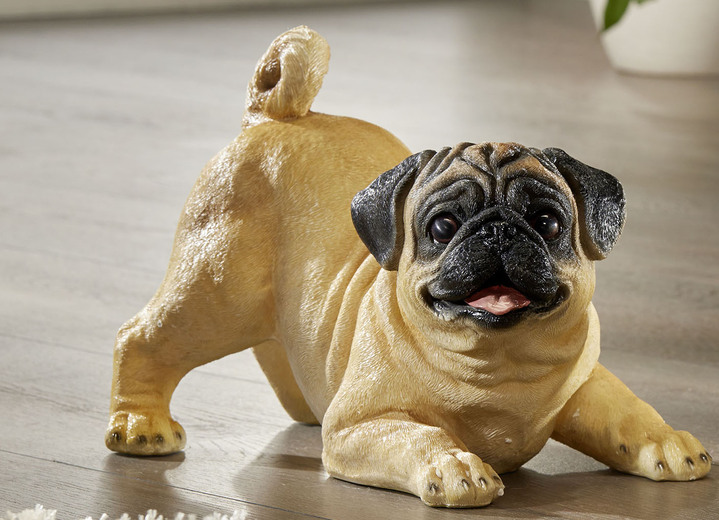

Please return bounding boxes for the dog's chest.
[452,397,556,471]
[425,370,559,466]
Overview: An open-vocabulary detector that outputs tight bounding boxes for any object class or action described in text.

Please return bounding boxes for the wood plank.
[0,451,326,519]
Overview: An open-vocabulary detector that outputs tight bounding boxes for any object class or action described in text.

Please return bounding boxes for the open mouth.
[464,285,531,316]
[427,275,566,328]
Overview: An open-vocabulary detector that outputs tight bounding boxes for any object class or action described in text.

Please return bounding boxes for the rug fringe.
[2,505,247,520]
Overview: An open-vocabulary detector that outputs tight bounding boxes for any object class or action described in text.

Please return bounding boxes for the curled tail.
[242,26,330,128]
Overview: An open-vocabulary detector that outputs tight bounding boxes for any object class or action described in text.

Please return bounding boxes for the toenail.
[461,479,470,491]
[155,434,164,444]
[686,457,694,468]
[137,435,147,445]
[656,461,665,471]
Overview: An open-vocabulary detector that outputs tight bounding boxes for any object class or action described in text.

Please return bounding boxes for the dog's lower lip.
[426,285,565,327]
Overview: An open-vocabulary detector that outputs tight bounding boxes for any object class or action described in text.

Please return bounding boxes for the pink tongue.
[464,285,531,316]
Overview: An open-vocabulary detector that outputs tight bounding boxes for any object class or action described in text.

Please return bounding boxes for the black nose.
[479,221,518,243]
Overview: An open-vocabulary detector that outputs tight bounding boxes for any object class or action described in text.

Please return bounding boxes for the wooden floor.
[1,0,718,518]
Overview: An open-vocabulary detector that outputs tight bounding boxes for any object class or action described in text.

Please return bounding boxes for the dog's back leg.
[253,341,318,424]
[106,25,332,456]
[106,143,278,456]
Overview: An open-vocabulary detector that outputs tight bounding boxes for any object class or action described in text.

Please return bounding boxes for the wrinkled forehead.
[416,142,568,197]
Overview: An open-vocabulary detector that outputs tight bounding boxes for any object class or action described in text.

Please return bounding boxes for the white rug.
[2,506,246,520]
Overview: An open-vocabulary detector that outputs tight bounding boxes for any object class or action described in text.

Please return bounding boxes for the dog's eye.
[429,214,459,244]
[531,213,561,240]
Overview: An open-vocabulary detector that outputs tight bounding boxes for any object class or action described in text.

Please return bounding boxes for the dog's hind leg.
[253,341,319,425]
[106,25,332,456]
[106,144,278,456]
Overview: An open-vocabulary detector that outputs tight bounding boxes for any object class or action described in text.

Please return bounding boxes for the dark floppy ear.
[543,148,626,260]
[351,150,436,270]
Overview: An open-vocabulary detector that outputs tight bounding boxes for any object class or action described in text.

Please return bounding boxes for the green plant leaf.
[603,0,630,31]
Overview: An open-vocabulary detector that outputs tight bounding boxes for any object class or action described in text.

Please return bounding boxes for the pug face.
[409,143,578,329]
[352,142,625,335]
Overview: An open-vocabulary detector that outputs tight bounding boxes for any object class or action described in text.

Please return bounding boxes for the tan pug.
[106,26,712,507]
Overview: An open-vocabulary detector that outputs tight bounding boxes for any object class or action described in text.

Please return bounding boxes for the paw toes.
[105,413,186,456]
[134,432,167,448]
[492,474,505,496]
[422,472,446,506]
[629,430,712,481]
[420,452,503,508]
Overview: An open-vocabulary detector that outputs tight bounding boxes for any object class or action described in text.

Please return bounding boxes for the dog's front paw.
[106,411,186,456]
[619,427,712,481]
[418,451,504,508]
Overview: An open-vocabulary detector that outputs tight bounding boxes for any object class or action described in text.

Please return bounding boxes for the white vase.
[588,0,719,76]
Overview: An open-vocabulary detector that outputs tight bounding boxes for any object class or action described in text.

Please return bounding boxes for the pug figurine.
[106,26,712,507]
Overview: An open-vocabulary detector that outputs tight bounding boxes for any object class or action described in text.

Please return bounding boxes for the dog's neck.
[353,269,601,441]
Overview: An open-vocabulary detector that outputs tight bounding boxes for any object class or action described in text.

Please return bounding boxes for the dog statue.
[106,26,711,507]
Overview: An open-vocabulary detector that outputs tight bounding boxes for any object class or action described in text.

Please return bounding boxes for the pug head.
[351,142,625,334]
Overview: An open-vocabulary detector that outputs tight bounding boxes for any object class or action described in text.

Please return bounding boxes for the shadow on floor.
[238,423,717,519]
